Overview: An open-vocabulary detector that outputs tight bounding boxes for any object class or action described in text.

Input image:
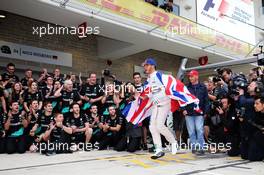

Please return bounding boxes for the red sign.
[78,22,87,39]
[198,56,208,66]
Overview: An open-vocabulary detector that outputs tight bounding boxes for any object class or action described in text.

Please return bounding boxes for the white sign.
[0,40,72,67]
[134,65,172,78]
[197,0,256,45]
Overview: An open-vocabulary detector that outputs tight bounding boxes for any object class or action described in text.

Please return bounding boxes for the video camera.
[235,107,246,119]
[229,73,249,97]
[209,99,223,116]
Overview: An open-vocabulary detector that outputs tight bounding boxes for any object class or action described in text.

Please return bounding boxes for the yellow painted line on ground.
[177,153,196,160]
[227,156,243,161]
[129,159,153,169]
[147,158,169,165]
[96,153,197,169]
[164,155,185,163]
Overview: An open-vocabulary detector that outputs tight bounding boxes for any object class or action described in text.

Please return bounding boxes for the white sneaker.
[171,142,178,155]
[70,144,78,152]
[151,150,165,159]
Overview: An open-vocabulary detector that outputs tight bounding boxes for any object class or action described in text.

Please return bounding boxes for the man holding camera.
[207,97,240,154]
[237,81,263,159]
[246,96,264,161]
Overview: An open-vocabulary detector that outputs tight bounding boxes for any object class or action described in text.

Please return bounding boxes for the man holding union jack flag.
[122,58,202,159]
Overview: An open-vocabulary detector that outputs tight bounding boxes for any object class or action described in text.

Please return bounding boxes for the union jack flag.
[122,71,202,125]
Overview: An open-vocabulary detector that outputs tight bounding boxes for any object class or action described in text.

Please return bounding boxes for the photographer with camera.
[204,77,228,142]
[207,96,240,155]
[221,68,238,86]
[247,96,264,161]
[237,80,263,159]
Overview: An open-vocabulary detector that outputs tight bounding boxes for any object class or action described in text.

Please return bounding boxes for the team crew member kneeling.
[42,113,73,155]
[67,103,93,151]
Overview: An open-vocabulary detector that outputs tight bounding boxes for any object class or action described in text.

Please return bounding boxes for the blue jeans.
[185,115,205,151]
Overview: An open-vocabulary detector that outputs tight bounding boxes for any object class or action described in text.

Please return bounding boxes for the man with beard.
[80,73,104,113]
[87,105,102,144]
[67,103,93,151]
[97,106,123,150]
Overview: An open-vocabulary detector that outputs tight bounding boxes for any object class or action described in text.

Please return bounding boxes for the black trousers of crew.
[98,131,122,150]
[0,138,5,153]
[240,137,250,160]
[5,136,27,154]
[226,134,240,157]
[42,132,72,154]
[248,131,264,161]
[90,128,102,145]
[114,136,141,153]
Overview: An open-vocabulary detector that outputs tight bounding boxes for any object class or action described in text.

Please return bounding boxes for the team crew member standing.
[142,58,178,159]
[80,73,104,112]
[133,72,148,150]
[1,63,19,91]
[54,80,81,114]
[4,101,28,154]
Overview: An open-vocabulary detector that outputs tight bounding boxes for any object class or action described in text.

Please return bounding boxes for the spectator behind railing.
[145,0,174,13]
[159,0,174,13]
[145,0,158,7]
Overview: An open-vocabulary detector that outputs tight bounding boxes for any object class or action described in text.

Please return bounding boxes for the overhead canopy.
[0,0,258,63]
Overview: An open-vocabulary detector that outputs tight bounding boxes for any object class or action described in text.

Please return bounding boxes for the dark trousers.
[227,134,240,157]
[240,137,249,160]
[90,128,103,144]
[42,132,72,154]
[71,133,85,144]
[98,131,121,150]
[114,136,141,153]
[5,136,27,154]
[248,132,264,161]
[0,138,5,153]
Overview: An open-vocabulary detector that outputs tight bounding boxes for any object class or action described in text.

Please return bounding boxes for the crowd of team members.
[0,62,263,161]
[0,63,147,155]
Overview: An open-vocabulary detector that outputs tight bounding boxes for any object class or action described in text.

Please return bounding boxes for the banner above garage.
[74,0,254,58]
[0,40,72,67]
[197,0,256,45]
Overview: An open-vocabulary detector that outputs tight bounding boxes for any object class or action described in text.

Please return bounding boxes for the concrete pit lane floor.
[0,150,263,175]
